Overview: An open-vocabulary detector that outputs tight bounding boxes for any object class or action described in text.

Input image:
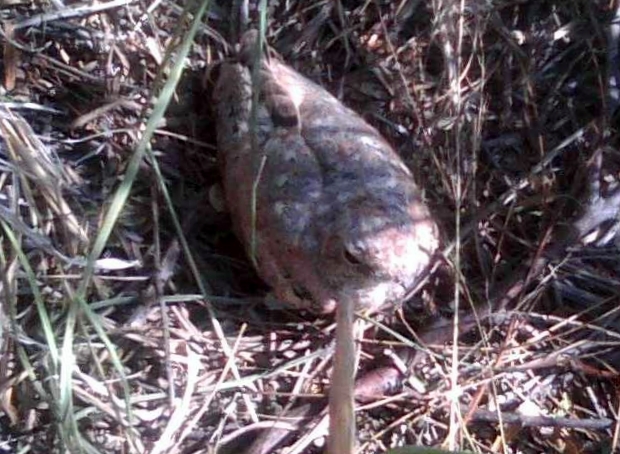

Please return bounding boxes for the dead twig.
[468,409,614,431]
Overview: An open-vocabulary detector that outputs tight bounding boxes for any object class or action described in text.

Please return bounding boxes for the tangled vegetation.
[1,0,620,453]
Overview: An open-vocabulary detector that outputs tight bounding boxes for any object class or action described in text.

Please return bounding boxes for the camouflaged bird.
[214,31,438,313]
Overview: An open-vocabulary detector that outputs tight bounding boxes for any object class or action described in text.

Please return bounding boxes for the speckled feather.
[215,32,438,313]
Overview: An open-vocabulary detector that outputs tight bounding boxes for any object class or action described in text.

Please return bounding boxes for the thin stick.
[328,298,357,454]
[14,0,136,30]
[469,409,613,430]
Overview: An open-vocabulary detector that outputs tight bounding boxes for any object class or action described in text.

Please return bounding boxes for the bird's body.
[214,32,438,313]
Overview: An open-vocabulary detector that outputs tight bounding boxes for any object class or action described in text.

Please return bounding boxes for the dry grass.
[1,0,620,453]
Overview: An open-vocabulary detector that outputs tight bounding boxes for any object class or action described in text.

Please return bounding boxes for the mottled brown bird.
[214,31,438,314]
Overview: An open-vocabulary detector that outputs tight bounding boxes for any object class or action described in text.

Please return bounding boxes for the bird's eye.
[343,248,363,266]
[292,284,312,301]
